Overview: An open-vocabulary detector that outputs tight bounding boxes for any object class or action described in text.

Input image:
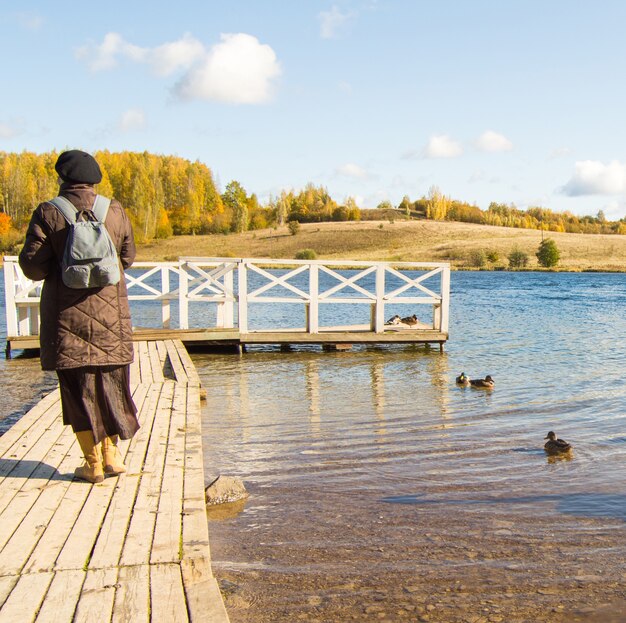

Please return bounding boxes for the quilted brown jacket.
[19,183,136,370]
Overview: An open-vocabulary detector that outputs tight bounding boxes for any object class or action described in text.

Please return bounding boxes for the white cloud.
[475,130,512,152]
[338,80,352,93]
[119,108,146,132]
[423,135,463,159]
[75,32,146,71]
[561,160,626,196]
[319,6,353,38]
[549,146,572,160]
[0,122,20,139]
[76,32,281,105]
[150,33,205,76]
[345,194,365,207]
[468,169,487,183]
[76,32,203,75]
[175,33,281,104]
[16,11,43,31]
[600,200,625,219]
[336,163,368,179]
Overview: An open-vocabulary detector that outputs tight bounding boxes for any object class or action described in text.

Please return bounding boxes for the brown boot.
[102,435,126,475]
[74,431,104,483]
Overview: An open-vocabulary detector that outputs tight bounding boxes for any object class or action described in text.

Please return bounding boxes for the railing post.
[179,260,189,330]
[223,266,235,328]
[161,266,171,329]
[374,264,385,333]
[237,261,248,333]
[307,263,319,333]
[440,265,450,333]
[4,259,18,337]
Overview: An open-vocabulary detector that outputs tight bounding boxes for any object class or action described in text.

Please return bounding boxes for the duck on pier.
[544,431,572,454]
[385,314,402,325]
[469,375,495,389]
[400,314,418,326]
[456,372,471,386]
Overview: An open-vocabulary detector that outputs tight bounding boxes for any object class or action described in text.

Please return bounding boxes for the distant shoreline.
[134,219,626,272]
[3,219,626,272]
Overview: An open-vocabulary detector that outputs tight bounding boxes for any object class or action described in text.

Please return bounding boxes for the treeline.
[399,187,626,235]
[2,151,626,253]
[0,150,224,242]
[0,151,362,249]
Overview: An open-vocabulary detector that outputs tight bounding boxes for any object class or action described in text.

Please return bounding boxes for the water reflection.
[370,361,387,443]
[304,359,321,436]
[382,492,626,522]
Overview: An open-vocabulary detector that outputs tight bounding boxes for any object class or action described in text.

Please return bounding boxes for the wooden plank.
[120,382,175,566]
[73,567,117,623]
[156,339,173,381]
[150,564,188,623]
[0,389,61,457]
[151,383,186,564]
[0,429,80,575]
[164,339,188,384]
[240,330,447,343]
[129,342,140,386]
[173,340,200,387]
[23,474,91,574]
[0,428,72,556]
[88,383,161,570]
[0,575,19,609]
[148,341,165,382]
[23,386,151,574]
[53,471,119,571]
[55,382,156,572]
[138,341,151,385]
[181,561,230,623]
[0,571,54,622]
[0,392,61,464]
[35,570,85,623]
[156,339,168,364]
[111,565,150,623]
[182,385,210,562]
[0,421,67,513]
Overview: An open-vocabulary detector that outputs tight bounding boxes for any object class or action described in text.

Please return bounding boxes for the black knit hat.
[55,150,102,184]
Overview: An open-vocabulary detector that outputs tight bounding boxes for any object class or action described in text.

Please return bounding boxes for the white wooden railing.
[3,256,450,337]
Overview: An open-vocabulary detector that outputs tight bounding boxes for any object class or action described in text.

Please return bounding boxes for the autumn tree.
[222,180,248,233]
[536,238,560,267]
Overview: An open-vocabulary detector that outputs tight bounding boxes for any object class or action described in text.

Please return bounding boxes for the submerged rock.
[205,475,248,506]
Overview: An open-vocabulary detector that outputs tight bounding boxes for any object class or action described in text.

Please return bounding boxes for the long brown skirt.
[57,365,139,444]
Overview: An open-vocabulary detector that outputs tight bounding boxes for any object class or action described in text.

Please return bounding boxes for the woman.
[19,150,139,483]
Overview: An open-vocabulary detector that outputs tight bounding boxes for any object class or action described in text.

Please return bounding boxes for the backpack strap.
[49,195,112,224]
[48,196,78,224]
[92,195,111,223]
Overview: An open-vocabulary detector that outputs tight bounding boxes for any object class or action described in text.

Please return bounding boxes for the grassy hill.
[137,219,626,271]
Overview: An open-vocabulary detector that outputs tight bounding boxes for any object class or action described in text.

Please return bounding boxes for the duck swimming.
[456,372,471,386]
[544,431,572,454]
[469,375,495,388]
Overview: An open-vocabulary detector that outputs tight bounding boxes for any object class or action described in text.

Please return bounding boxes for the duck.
[400,314,418,326]
[385,314,402,325]
[469,375,495,389]
[456,372,471,386]
[544,431,572,454]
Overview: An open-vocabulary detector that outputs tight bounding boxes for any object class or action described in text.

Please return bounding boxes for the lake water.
[2,271,626,621]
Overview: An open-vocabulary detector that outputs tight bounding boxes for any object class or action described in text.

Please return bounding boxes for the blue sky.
[3,1,626,218]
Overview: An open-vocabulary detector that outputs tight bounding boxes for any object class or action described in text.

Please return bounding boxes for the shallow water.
[198,272,626,622]
[3,270,626,621]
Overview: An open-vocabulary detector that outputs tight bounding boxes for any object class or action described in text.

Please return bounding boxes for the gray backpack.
[49,195,121,289]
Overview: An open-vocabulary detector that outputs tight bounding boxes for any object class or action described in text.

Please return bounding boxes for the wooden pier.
[0,340,229,622]
[4,257,450,357]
